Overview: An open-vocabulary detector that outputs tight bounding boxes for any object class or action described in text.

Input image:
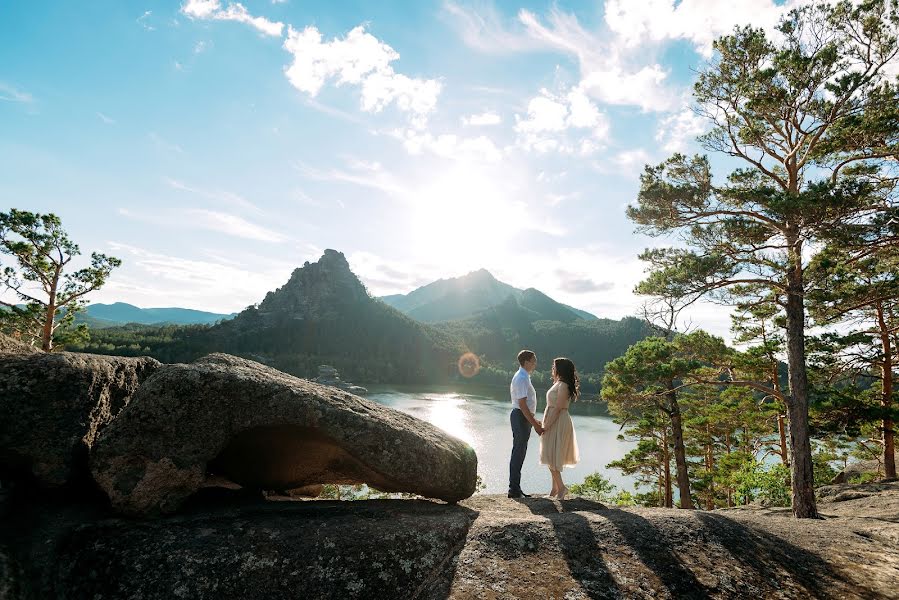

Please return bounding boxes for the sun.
[406,164,520,269]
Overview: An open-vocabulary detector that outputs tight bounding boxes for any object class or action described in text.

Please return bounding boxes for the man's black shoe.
[507,491,531,498]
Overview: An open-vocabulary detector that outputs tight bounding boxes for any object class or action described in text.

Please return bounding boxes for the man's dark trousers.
[509,408,532,495]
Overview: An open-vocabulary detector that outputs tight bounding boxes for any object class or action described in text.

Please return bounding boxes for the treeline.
[72,303,467,384]
[70,312,635,396]
[435,299,655,387]
[599,330,892,510]
[595,1,899,518]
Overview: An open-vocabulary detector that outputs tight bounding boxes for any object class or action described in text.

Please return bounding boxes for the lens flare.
[457,352,480,378]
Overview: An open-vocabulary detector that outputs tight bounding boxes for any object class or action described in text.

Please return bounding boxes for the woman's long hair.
[553,357,580,401]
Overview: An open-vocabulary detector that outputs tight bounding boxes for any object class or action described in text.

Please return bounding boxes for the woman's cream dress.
[539,381,580,470]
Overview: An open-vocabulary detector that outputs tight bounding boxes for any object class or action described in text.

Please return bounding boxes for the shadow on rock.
[53,499,478,600]
[693,512,845,598]
[601,509,712,599]
[516,497,622,599]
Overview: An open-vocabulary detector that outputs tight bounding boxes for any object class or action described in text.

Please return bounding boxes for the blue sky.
[1,1,818,338]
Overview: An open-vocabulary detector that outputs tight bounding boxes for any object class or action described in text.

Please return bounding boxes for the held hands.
[535,424,545,435]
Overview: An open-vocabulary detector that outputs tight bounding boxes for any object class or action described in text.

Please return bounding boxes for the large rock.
[0,352,161,487]
[90,354,478,515]
[7,491,899,599]
[0,334,37,356]
[55,500,476,599]
[829,454,897,484]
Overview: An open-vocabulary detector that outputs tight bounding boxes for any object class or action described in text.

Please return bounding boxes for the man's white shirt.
[510,366,537,414]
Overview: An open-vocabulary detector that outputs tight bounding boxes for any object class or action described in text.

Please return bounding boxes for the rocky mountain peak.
[256,250,368,319]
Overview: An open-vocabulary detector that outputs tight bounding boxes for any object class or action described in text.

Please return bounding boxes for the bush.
[848,471,877,484]
[569,472,617,502]
[610,490,636,506]
[729,459,791,507]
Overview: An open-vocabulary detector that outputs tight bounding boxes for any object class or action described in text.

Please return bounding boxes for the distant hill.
[73,250,654,389]
[81,303,236,326]
[380,269,597,323]
[74,251,465,383]
[435,294,654,377]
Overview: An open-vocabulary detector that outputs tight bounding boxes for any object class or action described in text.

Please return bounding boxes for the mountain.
[74,250,653,389]
[176,250,464,382]
[380,269,597,323]
[435,295,654,377]
[81,303,236,326]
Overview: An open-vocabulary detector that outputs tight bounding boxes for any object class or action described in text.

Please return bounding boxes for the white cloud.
[555,269,615,294]
[0,82,34,104]
[461,110,502,126]
[96,112,115,125]
[137,10,155,31]
[119,206,285,242]
[283,25,441,126]
[603,0,814,58]
[514,87,609,154]
[656,109,707,153]
[441,1,542,54]
[348,251,438,296]
[578,64,678,112]
[446,4,683,112]
[520,8,681,112]
[295,159,408,197]
[164,177,263,215]
[181,0,284,37]
[186,209,286,242]
[612,149,653,174]
[395,129,503,162]
[100,242,299,313]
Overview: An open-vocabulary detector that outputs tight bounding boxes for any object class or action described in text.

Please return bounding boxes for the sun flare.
[406,165,523,269]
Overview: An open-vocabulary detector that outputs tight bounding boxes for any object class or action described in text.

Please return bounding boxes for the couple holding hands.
[508,349,580,500]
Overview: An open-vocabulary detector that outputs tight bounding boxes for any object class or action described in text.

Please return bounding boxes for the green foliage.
[569,472,617,502]
[318,484,418,501]
[848,472,878,485]
[812,448,840,487]
[609,490,636,507]
[0,209,120,351]
[728,459,792,507]
[625,2,899,517]
[439,313,654,388]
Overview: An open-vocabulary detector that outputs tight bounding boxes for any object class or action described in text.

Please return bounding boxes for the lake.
[366,384,637,495]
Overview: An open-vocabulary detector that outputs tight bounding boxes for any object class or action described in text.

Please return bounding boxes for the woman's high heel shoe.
[557,485,568,500]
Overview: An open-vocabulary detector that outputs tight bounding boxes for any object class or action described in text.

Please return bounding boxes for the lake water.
[366,385,637,495]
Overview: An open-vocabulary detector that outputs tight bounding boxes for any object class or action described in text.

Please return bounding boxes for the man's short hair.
[517,350,536,366]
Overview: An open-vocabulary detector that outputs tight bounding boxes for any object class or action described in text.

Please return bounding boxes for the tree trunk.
[877,304,897,479]
[784,249,819,518]
[706,422,715,510]
[668,389,694,509]
[662,424,673,508]
[771,363,790,467]
[41,301,55,352]
[778,413,789,466]
[725,432,733,507]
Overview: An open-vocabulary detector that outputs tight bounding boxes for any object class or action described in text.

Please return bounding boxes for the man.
[509,349,544,498]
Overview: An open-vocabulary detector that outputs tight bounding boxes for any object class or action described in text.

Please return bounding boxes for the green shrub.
[569,472,617,502]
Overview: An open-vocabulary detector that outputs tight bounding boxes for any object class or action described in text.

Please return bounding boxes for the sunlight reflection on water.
[367,385,637,495]
[423,393,475,446]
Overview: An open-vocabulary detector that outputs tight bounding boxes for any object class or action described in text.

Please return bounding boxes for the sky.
[0,0,830,340]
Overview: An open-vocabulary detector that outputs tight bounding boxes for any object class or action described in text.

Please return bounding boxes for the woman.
[539,357,580,499]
